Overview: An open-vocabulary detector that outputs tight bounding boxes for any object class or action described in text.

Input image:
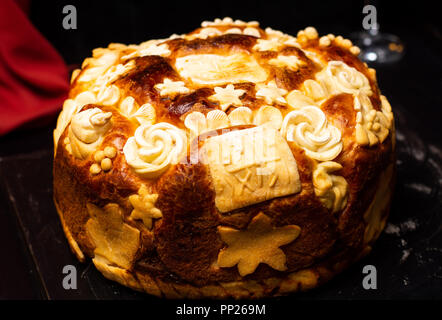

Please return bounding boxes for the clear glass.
[351,27,404,64]
[351,1,404,65]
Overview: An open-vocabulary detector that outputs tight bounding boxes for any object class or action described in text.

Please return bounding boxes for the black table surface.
[0,28,441,301]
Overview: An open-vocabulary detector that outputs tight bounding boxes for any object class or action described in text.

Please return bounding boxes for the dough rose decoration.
[312,161,348,213]
[281,106,343,161]
[123,122,187,178]
[217,212,301,276]
[316,61,372,97]
[67,108,113,160]
[128,185,162,229]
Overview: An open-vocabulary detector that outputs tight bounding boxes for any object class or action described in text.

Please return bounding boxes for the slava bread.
[53,18,395,299]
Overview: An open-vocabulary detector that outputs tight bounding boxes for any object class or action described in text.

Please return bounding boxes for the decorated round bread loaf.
[53,17,395,299]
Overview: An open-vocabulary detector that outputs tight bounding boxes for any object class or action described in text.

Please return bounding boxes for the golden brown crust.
[54,164,393,298]
[53,20,396,298]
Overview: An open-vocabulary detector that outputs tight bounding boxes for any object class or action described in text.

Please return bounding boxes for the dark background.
[18,0,442,148]
[29,0,440,65]
[0,0,441,301]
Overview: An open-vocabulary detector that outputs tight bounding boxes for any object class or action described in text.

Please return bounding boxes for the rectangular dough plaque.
[203,125,301,212]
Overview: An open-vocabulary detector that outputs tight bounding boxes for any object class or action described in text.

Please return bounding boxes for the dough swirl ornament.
[53,19,396,299]
[123,122,187,178]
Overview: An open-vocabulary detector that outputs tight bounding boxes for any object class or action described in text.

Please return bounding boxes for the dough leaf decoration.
[86,203,140,270]
[217,212,301,276]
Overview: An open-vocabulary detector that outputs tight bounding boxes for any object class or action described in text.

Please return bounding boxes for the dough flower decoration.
[312,161,348,213]
[281,106,343,161]
[67,108,113,160]
[354,93,393,146]
[253,38,284,52]
[253,26,299,51]
[255,81,288,105]
[217,212,301,276]
[54,91,96,149]
[123,122,187,178]
[268,55,304,71]
[139,42,170,57]
[208,84,246,111]
[316,61,372,97]
[184,105,283,137]
[119,96,156,125]
[128,185,162,229]
[154,78,190,98]
[121,40,171,60]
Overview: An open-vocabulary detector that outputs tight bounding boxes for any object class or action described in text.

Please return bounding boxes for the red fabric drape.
[0,0,69,135]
